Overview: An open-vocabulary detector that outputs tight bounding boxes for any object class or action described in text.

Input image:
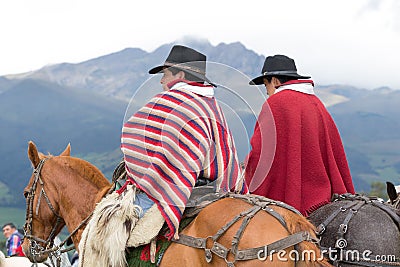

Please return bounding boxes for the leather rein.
[24,158,93,267]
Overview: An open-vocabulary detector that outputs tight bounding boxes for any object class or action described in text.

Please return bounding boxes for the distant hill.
[1,38,399,206]
[0,79,125,205]
[326,87,400,188]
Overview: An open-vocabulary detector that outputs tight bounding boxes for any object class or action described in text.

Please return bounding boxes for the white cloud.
[0,0,399,89]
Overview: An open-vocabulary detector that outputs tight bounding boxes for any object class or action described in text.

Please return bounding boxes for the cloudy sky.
[1,0,399,89]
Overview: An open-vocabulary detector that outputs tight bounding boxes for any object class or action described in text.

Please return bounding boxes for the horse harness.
[392,194,400,210]
[314,193,400,267]
[24,158,93,267]
[172,193,319,267]
[111,161,320,266]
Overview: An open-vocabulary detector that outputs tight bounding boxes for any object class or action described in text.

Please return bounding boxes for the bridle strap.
[24,157,94,267]
[25,158,62,244]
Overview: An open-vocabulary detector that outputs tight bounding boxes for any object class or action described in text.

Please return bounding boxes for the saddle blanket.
[126,217,194,266]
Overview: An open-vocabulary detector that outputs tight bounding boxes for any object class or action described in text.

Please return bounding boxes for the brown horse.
[22,142,330,267]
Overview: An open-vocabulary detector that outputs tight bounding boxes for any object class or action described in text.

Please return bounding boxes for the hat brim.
[249,73,311,85]
[148,64,216,87]
[148,65,165,74]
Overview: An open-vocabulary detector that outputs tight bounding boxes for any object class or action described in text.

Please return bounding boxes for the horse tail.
[276,206,332,267]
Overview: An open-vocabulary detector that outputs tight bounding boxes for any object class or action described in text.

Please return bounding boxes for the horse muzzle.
[22,239,49,263]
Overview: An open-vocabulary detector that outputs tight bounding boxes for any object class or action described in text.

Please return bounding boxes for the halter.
[24,158,93,267]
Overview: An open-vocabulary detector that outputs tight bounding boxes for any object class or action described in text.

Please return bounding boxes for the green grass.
[0,182,14,204]
[365,153,400,183]
[0,182,9,195]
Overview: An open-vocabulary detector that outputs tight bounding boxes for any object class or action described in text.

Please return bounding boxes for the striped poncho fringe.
[121,84,247,239]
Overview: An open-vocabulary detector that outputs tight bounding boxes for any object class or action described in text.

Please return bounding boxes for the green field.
[0,207,26,242]
[0,207,75,255]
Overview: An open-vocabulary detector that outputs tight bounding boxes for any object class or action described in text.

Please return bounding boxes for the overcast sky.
[1,0,399,89]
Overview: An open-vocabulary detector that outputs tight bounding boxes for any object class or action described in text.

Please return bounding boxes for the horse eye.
[23,191,29,198]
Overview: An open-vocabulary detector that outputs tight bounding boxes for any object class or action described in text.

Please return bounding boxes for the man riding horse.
[244,54,355,216]
[121,44,248,239]
[79,45,248,266]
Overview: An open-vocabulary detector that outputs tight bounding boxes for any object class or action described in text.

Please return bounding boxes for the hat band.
[164,61,205,75]
[263,70,299,76]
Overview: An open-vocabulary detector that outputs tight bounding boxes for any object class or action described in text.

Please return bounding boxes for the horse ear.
[28,141,41,168]
[60,143,71,156]
[386,181,398,203]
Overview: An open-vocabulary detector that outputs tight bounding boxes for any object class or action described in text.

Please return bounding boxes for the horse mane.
[55,156,111,188]
[276,206,332,267]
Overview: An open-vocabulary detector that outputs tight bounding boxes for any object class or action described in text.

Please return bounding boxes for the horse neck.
[47,157,111,245]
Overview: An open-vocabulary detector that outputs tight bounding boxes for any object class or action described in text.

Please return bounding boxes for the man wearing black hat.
[81,46,248,266]
[121,45,247,240]
[245,55,355,216]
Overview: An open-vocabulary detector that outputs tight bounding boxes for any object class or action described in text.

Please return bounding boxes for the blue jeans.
[134,192,155,218]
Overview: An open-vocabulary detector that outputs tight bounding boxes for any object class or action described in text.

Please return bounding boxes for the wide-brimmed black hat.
[149,45,215,86]
[249,55,311,85]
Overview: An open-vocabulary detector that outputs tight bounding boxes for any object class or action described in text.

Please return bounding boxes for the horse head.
[387,181,400,209]
[21,141,71,263]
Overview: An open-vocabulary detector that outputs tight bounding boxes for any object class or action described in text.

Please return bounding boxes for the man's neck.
[167,79,214,97]
[274,80,315,95]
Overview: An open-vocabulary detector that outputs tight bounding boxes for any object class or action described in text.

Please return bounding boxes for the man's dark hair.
[169,67,205,84]
[2,223,16,230]
[266,76,297,84]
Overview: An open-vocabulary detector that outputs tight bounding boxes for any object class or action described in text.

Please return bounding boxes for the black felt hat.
[250,55,311,85]
[149,45,214,86]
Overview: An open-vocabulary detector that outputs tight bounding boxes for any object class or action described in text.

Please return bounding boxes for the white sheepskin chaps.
[79,186,141,267]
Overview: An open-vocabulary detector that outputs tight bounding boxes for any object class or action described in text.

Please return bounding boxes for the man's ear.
[176,70,186,80]
[271,77,282,87]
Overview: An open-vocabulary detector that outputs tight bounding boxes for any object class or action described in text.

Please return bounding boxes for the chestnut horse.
[22,142,330,267]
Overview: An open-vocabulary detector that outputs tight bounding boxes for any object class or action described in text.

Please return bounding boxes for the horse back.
[309,197,400,266]
[162,195,327,267]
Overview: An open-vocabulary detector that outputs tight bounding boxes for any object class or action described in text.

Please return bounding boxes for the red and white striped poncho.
[121,80,247,239]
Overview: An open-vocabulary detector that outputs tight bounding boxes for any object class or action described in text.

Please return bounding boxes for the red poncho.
[245,80,355,216]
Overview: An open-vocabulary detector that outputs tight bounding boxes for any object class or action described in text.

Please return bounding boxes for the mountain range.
[0,38,399,206]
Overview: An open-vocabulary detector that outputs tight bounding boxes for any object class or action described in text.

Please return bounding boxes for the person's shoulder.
[158,90,207,110]
[11,232,21,238]
[267,90,298,105]
[272,90,319,102]
[151,89,194,101]
[168,88,197,99]
[15,231,23,239]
